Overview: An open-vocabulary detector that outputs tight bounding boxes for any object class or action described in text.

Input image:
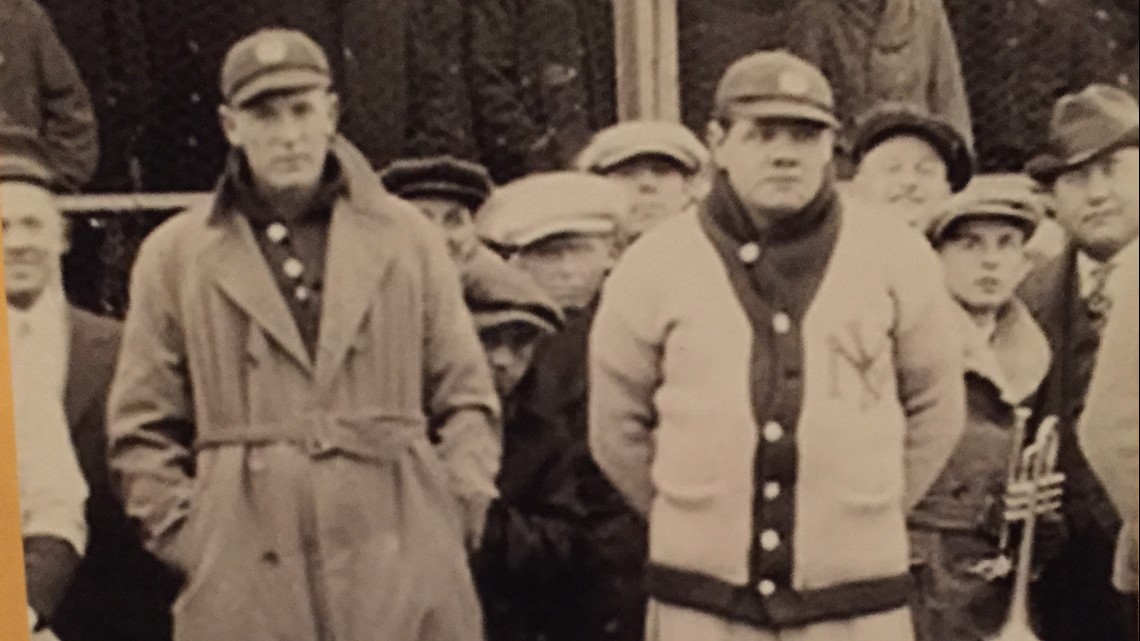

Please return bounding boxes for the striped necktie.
[1085,261,1115,332]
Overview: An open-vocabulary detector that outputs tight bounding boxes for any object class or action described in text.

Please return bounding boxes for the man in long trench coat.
[107,29,501,641]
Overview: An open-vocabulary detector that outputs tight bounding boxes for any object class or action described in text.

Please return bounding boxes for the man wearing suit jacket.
[2,148,179,641]
[1019,84,1139,641]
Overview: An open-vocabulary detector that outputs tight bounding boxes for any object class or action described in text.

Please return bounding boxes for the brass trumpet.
[988,414,1061,641]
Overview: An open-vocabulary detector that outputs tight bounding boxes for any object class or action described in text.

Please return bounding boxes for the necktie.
[1086,261,1116,331]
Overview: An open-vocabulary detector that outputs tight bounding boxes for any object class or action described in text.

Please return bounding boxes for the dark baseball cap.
[713,51,838,128]
[221,29,332,108]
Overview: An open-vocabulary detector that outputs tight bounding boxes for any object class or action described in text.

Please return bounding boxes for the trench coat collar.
[960,297,1052,406]
[199,137,396,379]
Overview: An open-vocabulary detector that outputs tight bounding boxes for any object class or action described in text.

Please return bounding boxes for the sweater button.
[772,312,791,334]
[763,421,784,442]
[759,579,777,596]
[760,530,781,551]
[763,482,781,500]
[738,242,760,264]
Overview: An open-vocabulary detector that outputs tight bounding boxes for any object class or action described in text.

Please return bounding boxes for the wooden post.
[614,0,680,122]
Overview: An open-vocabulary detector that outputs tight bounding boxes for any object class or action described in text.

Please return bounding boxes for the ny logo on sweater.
[827,321,892,408]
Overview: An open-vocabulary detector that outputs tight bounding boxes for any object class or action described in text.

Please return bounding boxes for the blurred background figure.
[849,102,974,230]
[0,0,99,192]
[577,120,708,250]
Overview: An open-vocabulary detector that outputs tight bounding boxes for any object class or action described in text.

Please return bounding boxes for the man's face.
[1,181,66,308]
[854,134,952,228]
[409,196,479,261]
[220,88,339,195]
[479,322,541,399]
[709,117,834,218]
[512,233,615,311]
[1051,148,1140,260]
[603,156,696,241]
[938,218,1029,314]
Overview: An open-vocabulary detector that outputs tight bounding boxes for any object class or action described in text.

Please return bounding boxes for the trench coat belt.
[193,412,429,462]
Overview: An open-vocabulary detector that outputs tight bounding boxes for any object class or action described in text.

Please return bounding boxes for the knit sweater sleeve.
[889,230,967,511]
[588,245,665,516]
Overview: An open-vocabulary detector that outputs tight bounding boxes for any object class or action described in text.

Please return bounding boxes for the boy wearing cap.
[576,121,709,248]
[107,29,500,641]
[849,102,974,229]
[1019,83,1139,641]
[590,51,965,640]
[908,175,1063,641]
[463,259,588,641]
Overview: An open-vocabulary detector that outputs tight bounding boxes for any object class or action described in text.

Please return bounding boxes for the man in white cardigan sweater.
[589,51,965,641]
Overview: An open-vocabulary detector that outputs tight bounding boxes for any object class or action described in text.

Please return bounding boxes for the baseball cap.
[576,121,708,174]
[713,50,838,128]
[221,28,332,108]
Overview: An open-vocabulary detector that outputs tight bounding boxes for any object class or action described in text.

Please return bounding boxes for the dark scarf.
[220,149,347,225]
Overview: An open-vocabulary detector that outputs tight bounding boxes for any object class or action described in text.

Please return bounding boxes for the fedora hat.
[1026,84,1139,183]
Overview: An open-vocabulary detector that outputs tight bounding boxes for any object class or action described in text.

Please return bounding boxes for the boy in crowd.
[476,172,646,641]
[850,102,974,229]
[909,174,1064,641]
[464,258,585,641]
[576,120,708,249]
[476,171,627,314]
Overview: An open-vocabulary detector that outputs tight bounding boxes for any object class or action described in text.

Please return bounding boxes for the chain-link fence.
[38,0,1140,317]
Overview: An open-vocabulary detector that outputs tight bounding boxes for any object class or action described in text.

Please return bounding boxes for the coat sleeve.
[31,3,98,192]
[890,232,967,511]
[588,254,663,516]
[1078,277,1139,580]
[925,0,973,148]
[106,222,197,571]
[419,225,502,537]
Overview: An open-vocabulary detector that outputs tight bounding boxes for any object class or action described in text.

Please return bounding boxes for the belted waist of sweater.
[194,410,428,461]
[646,563,912,628]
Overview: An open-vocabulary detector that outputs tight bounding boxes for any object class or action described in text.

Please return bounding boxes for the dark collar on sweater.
[213,149,347,226]
[704,170,839,249]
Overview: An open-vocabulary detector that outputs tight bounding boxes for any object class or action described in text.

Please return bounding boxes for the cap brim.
[1027,125,1140,182]
[929,209,1040,243]
[474,309,560,335]
[231,70,331,107]
[725,100,838,128]
[591,144,700,173]
[515,218,616,248]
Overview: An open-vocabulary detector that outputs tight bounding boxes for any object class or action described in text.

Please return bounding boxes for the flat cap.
[379,156,495,211]
[1026,84,1139,183]
[851,102,976,192]
[476,171,629,251]
[713,50,837,128]
[465,254,564,335]
[221,28,332,107]
[576,120,708,174]
[927,173,1047,244]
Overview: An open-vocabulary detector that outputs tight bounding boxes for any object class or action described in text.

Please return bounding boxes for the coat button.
[759,579,777,596]
[763,421,784,443]
[763,482,781,500]
[772,312,791,334]
[760,530,781,551]
[261,551,280,565]
[738,242,761,264]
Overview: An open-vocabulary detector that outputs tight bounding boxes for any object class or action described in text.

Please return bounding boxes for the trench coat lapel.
[313,198,394,392]
[201,208,313,373]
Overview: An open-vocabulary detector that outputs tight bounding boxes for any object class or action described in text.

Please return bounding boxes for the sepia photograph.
[0,0,1137,639]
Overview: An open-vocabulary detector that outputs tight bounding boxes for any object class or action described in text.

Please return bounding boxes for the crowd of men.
[2,8,1138,641]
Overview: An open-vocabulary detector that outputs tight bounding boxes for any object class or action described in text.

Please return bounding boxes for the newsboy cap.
[379,156,495,211]
[465,256,564,335]
[851,102,976,192]
[221,28,332,107]
[713,51,838,128]
[1025,84,1140,183]
[926,173,1047,244]
[576,120,709,174]
[476,171,628,251]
